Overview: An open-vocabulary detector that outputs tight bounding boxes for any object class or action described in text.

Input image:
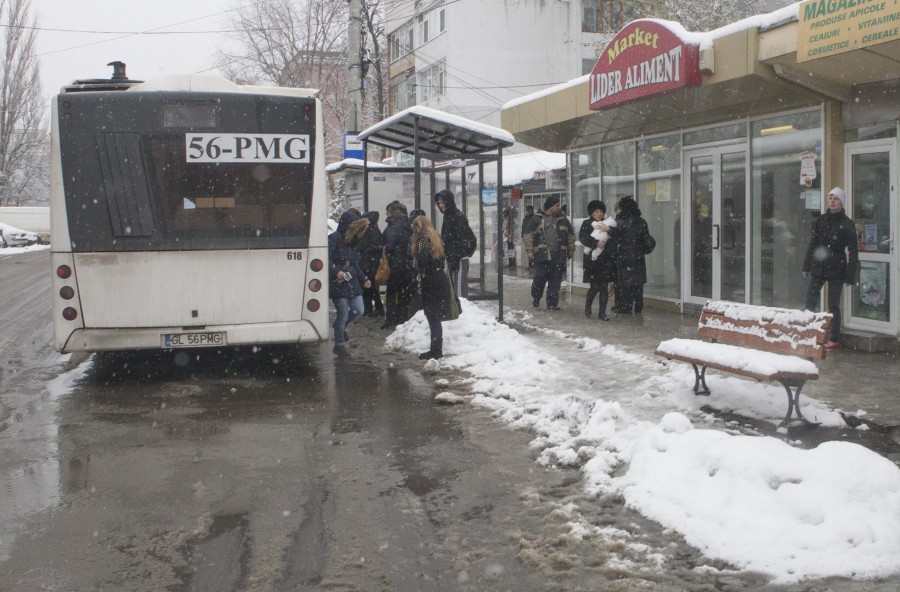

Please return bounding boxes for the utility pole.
[347,0,363,133]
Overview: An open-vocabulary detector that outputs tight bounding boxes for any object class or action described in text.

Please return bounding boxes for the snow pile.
[386,301,900,583]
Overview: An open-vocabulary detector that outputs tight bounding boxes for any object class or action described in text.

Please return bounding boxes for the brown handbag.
[374,248,390,284]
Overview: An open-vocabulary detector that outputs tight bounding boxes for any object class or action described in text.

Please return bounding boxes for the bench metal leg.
[778,379,819,428]
[691,364,710,396]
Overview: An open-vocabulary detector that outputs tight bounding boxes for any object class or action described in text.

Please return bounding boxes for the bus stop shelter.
[357,106,515,320]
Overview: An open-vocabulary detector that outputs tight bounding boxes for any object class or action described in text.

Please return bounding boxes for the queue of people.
[332,187,855,357]
[328,190,471,360]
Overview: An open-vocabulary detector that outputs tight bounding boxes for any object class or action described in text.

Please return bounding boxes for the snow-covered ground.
[0,243,50,256]
[386,300,900,584]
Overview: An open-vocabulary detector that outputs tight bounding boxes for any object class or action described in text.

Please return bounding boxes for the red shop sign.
[589,20,701,111]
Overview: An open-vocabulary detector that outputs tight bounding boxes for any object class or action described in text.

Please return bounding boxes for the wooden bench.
[655,301,833,427]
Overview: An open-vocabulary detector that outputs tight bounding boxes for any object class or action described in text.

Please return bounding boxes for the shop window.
[844,122,897,142]
[572,149,600,285]
[750,110,822,308]
[601,142,635,205]
[638,134,681,300]
[684,123,746,146]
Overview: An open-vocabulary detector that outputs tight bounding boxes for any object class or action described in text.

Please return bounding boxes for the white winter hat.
[828,187,845,205]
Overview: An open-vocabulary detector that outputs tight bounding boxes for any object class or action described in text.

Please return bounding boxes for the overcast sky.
[34,0,240,105]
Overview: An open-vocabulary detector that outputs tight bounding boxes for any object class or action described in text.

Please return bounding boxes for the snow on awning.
[357,106,515,158]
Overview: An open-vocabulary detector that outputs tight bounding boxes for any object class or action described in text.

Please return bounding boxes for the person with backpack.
[435,189,476,298]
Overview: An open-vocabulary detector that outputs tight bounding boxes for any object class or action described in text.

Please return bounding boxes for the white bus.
[50,69,330,353]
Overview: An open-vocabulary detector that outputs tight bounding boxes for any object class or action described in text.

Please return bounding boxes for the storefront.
[501,3,900,345]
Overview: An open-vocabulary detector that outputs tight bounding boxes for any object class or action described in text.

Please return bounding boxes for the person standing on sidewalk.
[328,211,371,357]
[579,200,615,320]
[382,200,416,330]
[410,216,454,360]
[802,187,858,350]
[521,205,536,273]
[601,196,652,314]
[357,211,385,318]
[435,189,477,298]
[524,195,575,310]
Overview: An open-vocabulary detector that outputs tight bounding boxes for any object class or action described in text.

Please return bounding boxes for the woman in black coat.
[579,200,616,320]
[411,215,452,360]
[604,195,652,314]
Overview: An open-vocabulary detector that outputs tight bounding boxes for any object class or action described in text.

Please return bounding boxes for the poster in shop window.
[856,261,889,321]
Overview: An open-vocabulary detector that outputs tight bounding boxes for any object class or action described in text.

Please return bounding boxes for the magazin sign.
[589,20,701,111]
[797,0,900,62]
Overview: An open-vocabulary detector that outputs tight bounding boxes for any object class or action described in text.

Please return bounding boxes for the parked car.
[0,223,41,247]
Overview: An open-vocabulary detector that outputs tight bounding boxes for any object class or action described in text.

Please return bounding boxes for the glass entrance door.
[845,140,897,334]
[683,146,748,305]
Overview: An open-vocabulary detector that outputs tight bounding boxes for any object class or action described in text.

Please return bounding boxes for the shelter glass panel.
[750,110,822,308]
[637,134,681,300]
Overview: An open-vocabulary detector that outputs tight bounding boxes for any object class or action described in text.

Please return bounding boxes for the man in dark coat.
[382,200,416,330]
[357,211,385,317]
[803,187,859,349]
[602,195,651,314]
[435,189,476,298]
[524,195,575,310]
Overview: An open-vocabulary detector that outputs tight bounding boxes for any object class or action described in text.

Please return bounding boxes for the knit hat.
[828,187,845,206]
[587,200,605,216]
[544,195,560,210]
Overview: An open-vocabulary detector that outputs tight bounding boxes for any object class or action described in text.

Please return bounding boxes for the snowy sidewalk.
[383,279,900,584]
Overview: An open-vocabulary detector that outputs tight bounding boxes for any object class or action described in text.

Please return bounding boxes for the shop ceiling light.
[760,124,795,136]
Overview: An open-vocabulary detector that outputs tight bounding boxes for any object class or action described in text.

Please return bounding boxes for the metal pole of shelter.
[362,140,369,213]
[413,117,421,211]
[477,161,485,291]
[497,147,504,322]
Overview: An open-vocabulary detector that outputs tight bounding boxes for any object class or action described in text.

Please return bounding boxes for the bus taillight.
[62,307,78,321]
[310,258,324,272]
[307,300,320,312]
[308,279,321,292]
[57,265,72,279]
[59,286,75,300]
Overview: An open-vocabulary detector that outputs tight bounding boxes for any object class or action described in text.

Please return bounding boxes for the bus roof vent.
[62,61,144,93]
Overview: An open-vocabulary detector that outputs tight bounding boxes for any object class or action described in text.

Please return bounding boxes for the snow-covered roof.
[325,158,409,174]
[358,105,515,156]
[503,4,802,111]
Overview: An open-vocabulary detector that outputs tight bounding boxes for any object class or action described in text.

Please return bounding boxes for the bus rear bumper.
[60,321,327,353]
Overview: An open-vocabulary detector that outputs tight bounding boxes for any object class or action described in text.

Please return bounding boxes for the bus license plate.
[164,332,226,348]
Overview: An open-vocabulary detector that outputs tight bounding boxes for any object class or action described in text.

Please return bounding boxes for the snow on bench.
[656,301,833,427]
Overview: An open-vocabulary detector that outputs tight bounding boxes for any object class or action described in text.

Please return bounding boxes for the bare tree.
[216,0,351,162]
[359,0,388,158]
[0,0,46,207]
[640,0,767,31]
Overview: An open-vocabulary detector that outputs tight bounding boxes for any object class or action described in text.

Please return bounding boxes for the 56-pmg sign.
[185,133,310,163]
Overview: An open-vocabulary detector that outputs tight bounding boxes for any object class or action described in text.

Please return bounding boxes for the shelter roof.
[357,106,515,158]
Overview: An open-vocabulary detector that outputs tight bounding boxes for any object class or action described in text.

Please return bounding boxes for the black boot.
[418,337,443,360]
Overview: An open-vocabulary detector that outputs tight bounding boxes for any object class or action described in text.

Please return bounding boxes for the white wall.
[389,0,603,132]
[0,207,50,233]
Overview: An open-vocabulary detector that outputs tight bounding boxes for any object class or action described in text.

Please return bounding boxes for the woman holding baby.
[579,200,617,320]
